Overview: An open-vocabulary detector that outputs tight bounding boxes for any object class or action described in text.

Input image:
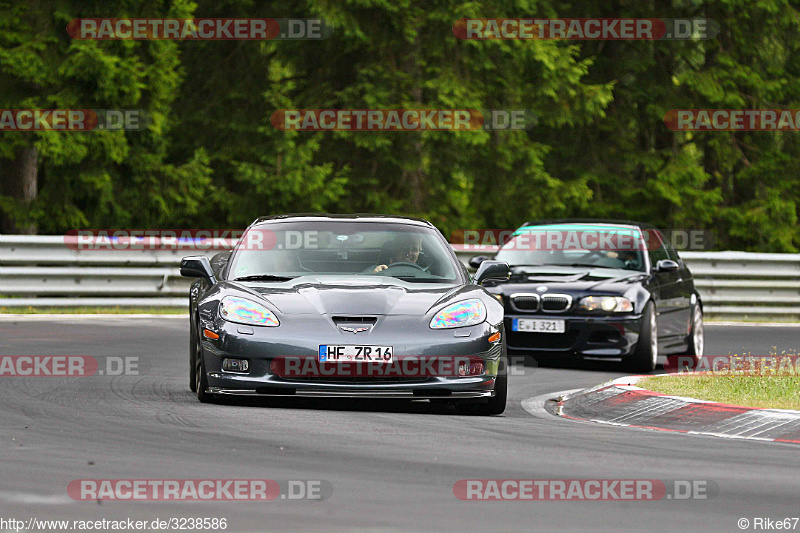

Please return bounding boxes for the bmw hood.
[500,265,646,292]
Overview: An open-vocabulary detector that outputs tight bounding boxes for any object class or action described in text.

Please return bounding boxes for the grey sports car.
[181,214,511,414]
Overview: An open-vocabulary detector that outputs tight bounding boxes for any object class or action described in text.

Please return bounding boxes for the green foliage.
[0,0,211,232]
[1,0,799,251]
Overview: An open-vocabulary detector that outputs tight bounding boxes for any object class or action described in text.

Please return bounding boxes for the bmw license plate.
[319,345,393,362]
[513,318,565,333]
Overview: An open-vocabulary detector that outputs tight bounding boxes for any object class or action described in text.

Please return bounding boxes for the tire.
[195,345,214,403]
[189,316,197,392]
[627,301,658,373]
[680,305,704,361]
[456,354,508,415]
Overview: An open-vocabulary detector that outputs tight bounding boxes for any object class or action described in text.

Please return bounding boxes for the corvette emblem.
[536,286,548,293]
[340,326,369,334]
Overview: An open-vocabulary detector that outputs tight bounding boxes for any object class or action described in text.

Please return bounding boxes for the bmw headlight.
[220,296,280,326]
[579,296,633,313]
[430,299,487,329]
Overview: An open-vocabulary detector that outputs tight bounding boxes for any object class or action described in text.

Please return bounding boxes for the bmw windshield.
[494,224,648,272]
[228,221,462,283]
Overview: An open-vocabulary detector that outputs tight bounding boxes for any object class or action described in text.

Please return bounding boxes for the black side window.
[210,251,231,277]
[664,242,680,262]
[648,242,669,266]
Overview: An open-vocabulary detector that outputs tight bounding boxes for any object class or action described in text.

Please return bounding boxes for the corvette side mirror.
[474,260,510,285]
[181,256,217,284]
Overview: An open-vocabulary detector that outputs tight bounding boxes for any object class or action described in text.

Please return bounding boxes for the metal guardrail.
[669,252,800,320]
[1,236,798,320]
[0,235,207,307]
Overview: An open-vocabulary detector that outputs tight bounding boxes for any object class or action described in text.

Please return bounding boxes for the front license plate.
[513,318,565,333]
[319,345,393,362]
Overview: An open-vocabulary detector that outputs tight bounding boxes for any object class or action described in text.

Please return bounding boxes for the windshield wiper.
[556,263,605,268]
[394,277,447,283]
[553,263,622,270]
[233,274,296,282]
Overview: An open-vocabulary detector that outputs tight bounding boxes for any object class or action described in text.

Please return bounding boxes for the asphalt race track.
[0,317,798,532]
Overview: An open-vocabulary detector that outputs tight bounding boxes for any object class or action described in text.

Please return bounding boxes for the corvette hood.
[232,276,459,316]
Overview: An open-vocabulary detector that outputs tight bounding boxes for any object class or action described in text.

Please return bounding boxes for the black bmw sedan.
[181,214,511,414]
[470,220,704,372]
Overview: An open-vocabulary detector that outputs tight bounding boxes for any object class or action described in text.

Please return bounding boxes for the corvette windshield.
[228,221,460,283]
[494,224,648,272]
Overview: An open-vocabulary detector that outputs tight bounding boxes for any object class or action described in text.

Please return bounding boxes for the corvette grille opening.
[332,316,378,324]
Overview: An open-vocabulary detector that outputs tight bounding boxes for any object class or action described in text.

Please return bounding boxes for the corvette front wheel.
[195,349,215,403]
[189,317,198,392]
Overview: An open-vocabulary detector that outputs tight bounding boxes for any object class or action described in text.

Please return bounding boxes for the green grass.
[0,306,187,314]
[640,373,800,410]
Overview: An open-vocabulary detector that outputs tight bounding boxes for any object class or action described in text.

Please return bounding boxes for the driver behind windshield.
[603,249,641,269]
[371,234,422,273]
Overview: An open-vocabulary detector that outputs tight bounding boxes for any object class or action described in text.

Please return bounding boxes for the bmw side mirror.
[655,259,680,273]
[469,255,489,269]
[474,260,510,285]
[181,256,217,284]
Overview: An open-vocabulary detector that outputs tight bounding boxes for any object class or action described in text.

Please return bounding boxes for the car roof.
[250,213,435,228]
[519,218,657,231]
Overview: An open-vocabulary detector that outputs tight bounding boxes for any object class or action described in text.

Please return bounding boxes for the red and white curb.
[550,376,800,444]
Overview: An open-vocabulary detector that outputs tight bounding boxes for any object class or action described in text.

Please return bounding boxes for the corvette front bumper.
[199,317,505,398]
[207,385,495,399]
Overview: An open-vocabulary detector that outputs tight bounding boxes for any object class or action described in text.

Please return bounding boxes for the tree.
[0,0,212,234]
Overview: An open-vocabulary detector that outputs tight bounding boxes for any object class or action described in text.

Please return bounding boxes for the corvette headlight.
[579,296,633,313]
[220,296,279,326]
[430,299,487,329]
